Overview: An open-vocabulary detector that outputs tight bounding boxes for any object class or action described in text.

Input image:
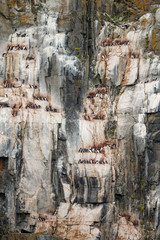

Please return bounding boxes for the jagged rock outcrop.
[1,0,160,240]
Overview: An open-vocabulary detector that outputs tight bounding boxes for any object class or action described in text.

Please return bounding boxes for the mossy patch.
[137,204,144,212]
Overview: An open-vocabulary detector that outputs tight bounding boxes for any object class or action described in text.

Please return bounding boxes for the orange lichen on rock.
[21,15,28,23]
[134,0,152,10]
[147,29,160,54]
[17,0,24,8]
[8,0,16,8]
[8,0,24,8]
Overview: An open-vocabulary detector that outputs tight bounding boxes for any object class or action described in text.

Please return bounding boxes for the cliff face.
[1,0,160,239]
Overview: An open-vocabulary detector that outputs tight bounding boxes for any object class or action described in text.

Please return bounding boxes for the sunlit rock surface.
[1,0,160,240]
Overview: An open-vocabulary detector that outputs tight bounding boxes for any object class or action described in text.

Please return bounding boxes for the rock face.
[1,0,160,239]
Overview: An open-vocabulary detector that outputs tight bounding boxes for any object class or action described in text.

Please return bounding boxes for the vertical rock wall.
[0,0,160,240]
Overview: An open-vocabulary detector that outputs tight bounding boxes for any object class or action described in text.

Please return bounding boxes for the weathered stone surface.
[1,1,160,240]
